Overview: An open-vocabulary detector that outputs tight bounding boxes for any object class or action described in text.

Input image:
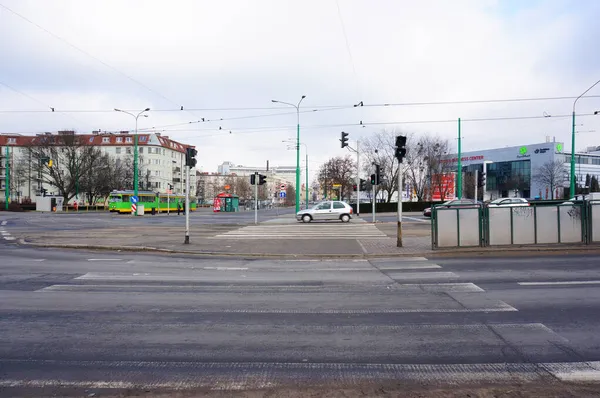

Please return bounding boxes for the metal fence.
[432,201,591,249]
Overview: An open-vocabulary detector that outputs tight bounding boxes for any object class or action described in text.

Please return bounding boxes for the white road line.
[376,263,441,270]
[518,281,600,286]
[0,221,6,226]
[402,216,429,223]
[400,283,484,293]
[203,267,249,271]
[1,231,9,235]
[3,237,15,241]
[388,271,459,280]
[87,259,123,262]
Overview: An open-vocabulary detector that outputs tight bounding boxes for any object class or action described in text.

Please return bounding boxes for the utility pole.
[474,170,478,201]
[184,164,190,244]
[394,136,407,247]
[457,117,462,199]
[4,146,9,210]
[254,172,258,225]
[356,140,360,216]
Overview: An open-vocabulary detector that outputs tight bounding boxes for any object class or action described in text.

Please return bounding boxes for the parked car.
[423,199,480,217]
[486,198,530,207]
[296,200,353,223]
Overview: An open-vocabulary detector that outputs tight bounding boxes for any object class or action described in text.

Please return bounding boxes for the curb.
[17,238,600,259]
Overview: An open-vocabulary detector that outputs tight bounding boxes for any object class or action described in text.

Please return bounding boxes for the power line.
[335,0,362,102]
[0,2,202,122]
[2,96,600,115]
[0,81,94,129]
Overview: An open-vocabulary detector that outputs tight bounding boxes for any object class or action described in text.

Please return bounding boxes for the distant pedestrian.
[177,203,181,215]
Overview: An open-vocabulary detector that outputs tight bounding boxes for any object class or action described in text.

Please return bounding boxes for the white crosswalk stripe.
[211,223,387,239]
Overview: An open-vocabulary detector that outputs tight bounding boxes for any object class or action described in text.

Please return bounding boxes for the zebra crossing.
[211,222,387,239]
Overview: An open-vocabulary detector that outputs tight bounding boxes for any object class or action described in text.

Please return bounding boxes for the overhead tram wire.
[0,2,205,124]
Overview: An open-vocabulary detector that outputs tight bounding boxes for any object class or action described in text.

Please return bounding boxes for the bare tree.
[533,160,566,200]
[361,130,401,203]
[404,134,451,201]
[318,155,356,201]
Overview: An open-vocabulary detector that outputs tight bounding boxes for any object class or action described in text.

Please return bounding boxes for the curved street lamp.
[114,107,150,214]
[272,96,306,212]
[571,79,600,198]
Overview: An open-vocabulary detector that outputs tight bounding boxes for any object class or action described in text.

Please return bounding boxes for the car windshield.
[312,202,330,210]
[489,198,505,204]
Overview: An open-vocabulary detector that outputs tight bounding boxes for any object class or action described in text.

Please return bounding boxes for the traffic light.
[375,164,381,185]
[353,184,357,192]
[250,173,256,185]
[259,174,267,185]
[47,159,53,168]
[359,178,367,191]
[370,174,376,185]
[185,147,197,167]
[478,172,486,188]
[395,135,407,162]
[340,131,349,148]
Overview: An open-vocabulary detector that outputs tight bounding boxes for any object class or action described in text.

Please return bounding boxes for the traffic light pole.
[184,165,190,244]
[4,146,9,210]
[397,165,403,247]
[372,183,376,223]
[254,172,258,225]
[356,140,360,216]
[474,169,478,201]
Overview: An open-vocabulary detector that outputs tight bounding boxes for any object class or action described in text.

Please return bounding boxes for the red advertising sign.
[213,197,221,212]
[431,173,456,201]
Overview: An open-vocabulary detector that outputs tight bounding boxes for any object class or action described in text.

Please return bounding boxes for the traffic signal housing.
[185,147,197,167]
[395,135,407,162]
[250,174,256,185]
[359,178,367,191]
[259,174,267,185]
[370,174,376,185]
[477,172,486,188]
[375,164,381,185]
[340,131,349,148]
[353,184,358,192]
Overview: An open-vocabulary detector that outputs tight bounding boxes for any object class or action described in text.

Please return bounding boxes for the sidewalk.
[16,211,600,258]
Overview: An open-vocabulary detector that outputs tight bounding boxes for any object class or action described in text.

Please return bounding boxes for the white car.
[296,200,353,223]
[486,198,530,207]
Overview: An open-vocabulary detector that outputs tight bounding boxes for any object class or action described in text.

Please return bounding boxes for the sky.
[1,0,600,181]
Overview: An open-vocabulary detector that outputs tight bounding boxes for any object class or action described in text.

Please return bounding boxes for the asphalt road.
[1,240,600,396]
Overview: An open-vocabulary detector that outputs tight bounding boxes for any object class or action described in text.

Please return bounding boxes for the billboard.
[431,173,455,201]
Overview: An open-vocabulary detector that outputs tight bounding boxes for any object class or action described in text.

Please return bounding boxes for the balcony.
[172,178,181,183]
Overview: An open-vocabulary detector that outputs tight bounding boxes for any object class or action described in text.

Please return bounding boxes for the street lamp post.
[571,79,600,198]
[284,140,309,209]
[114,108,150,215]
[272,96,306,212]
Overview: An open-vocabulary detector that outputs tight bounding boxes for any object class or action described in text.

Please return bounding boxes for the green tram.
[108,190,197,213]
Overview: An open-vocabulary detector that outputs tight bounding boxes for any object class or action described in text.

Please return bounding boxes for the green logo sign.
[519,146,528,155]
[556,143,563,152]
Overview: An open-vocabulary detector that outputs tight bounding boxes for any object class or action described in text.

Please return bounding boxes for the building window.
[102,137,110,143]
[139,147,143,154]
[126,137,132,143]
[7,138,16,144]
[140,136,147,142]
[116,137,123,143]
[126,147,131,154]
[115,147,121,154]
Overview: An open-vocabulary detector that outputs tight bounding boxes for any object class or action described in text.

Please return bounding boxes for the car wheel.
[302,214,312,223]
[341,214,350,223]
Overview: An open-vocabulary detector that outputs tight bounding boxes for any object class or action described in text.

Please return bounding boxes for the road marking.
[400,283,484,293]
[376,263,441,270]
[0,221,6,226]
[388,271,459,280]
[402,216,429,223]
[3,236,15,240]
[203,267,249,271]
[87,258,123,262]
[1,231,9,235]
[518,281,600,286]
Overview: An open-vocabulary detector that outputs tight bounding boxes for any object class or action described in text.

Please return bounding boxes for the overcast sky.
[1,0,600,179]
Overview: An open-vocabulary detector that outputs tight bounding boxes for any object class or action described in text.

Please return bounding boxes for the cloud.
[1,0,600,180]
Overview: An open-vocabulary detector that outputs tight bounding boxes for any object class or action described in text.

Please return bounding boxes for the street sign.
[130,196,138,204]
[279,191,286,198]
[280,183,286,191]
[224,185,231,190]
[332,184,342,188]
[166,190,173,195]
